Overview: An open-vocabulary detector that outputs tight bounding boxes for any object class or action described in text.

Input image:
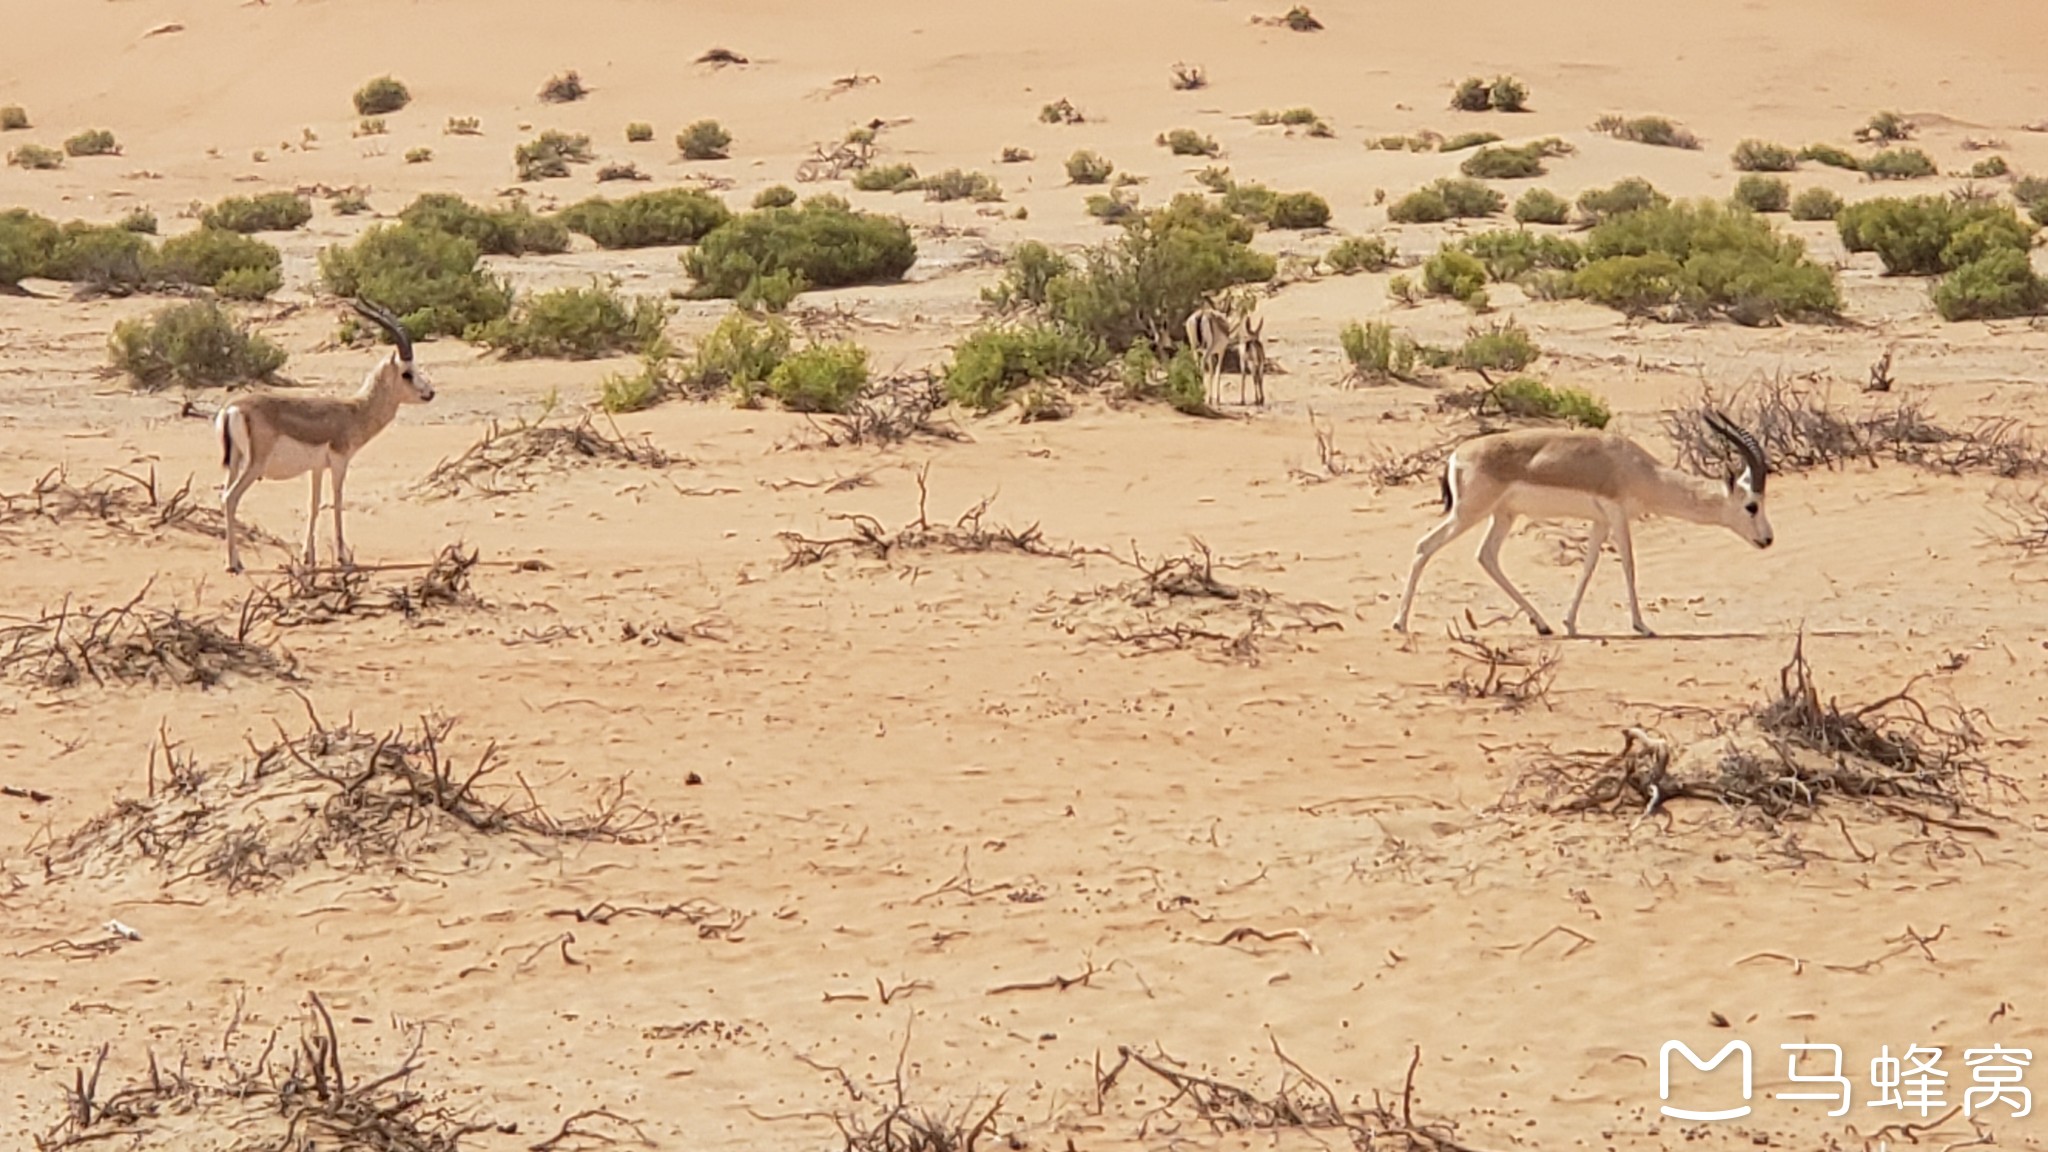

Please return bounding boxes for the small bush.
[1422,248,1488,306]
[624,121,655,144]
[1789,187,1844,221]
[1455,229,1584,281]
[1856,111,1913,143]
[1066,150,1114,185]
[2014,177,2048,209]
[684,198,916,301]
[1487,377,1609,427]
[356,118,387,137]
[1932,248,2048,321]
[1163,347,1206,413]
[1574,199,1840,324]
[1086,191,1140,222]
[1490,76,1531,112]
[538,70,588,104]
[1459,143,1546,179]
[353,76,410,116]
[1514,188,1570,225]
[767,342,868,413]
[558,188,731,249]
[1388,178,1504,224]
[514,130,594,180]
[1158,129,1220,157]
[1324,235,1394,273]
[1441,131,1503,152]
[1041,99,1085,125]
[1732,175,1791,213]
[0,106,26,131]
[1340,320,1417,381]
[405,147,433,164]
[677,119,732,160]
[1450,77,1491,112]
[318,223,513,339]
[1861,148,1937,181]
[1456,318,1539,371]
[919,169,1003,202]
[108,299,287,390]
[692,311,792,400]
[1799,143,1861,171]
[64,129,118,157]
[445,116,482,136]
[599,352,674,413]
[944,324,1103,412]
[1731,140,1798,172]
[0,209,60,287]
[117,208,158,235]
[42,223,156,294]
[1368,134,1441,153]
[473,280,672,359]
[156,227,283,292]
[9,143,62,170]
[1575,177,1668,224]
[1268,191,1331,229]
[1283,5,1322,31]
[1835,197,2035,275]
[1970,156,2010,179]
[332,191,371,216]
[399,193,569,256]
[1597,114,1700,149]
[852,163,921,192]
[202,192,313,233]
[754,185,797,209]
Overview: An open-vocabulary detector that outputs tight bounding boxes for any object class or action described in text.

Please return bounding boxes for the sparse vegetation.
[1594,114,1701,149]
[201,192,313,233]
[1040,99,1085,125]
[405,146,433,164]
[1086,190,1140,221]
[558,188,731,248]
[1835,196,2036,275]
[1387,177,1505,223]
[692,310,792,402]
[683,197,917,302]
[1440,131,1502,152]
[1970,155,2011,179]
[41,223,157,294]
[117,207,157,234]
[626,121,655,143]
[1340,320,1419,382]
[1282,5,1322,31]
[1456,318,1540,371]
[677,119,733,160]
[0,106,26,131]
[1789,187,1844,221]
[852,163,921,192]
[1250,106,1332,137]
[1422,249,1488,308]
[472,279,672,359]
[1367,133,1442,153]
[944,324,1105,412]
[398,192,570,256]
[0,209,60,288]
[1730,140,1798,172]
[514,129,594,180]
[1158,129,1221,157]
[9,143,62,170]
[1575,177,1668,224]
[64,129,118,156]
[1451,75,1530,113]
[1066,150,1114,185]
[1573,199,1840,324]
[155,227,284,295]
[1856,111,1913,143]
[352,75,410,116]
[1931,247,2048,320]
[1732,175,1791,213]
[1324,235,1395,273]
[444,115,482,135]
[767,342,869,413]
[108,299,287,390]
[919,169,1003,202]
[1861,148,1937,180]
[538,70,588,103]
[355,117,387,137]
[1514,188,1570,225]
[1799,143,1861,171]
[332,191,371,215]
[1483,377,1610,427]
[754,184,797,209]
[318,223,514,339]
[1000,145,1034,163]
[1459,138,1570,180]
[1454,228,1584,281]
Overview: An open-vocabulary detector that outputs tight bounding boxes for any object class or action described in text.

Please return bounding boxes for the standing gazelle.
[1390,411,1773,638]
[1236,315,1267,407]
[216,299,433,574]
[1186,299,1265,408]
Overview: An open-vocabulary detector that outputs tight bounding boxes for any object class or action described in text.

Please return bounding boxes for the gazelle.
[215,299,433,574]
[1185,302,1236,407]
[1236,315,1267,407]
[1390,410,1772,638]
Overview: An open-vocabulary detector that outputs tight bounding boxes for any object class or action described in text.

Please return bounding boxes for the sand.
[5,1,2048,1148]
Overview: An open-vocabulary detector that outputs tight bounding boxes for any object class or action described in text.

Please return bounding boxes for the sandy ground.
[6,1,2048,1149]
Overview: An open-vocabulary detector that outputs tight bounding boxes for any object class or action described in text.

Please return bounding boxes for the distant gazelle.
[1186,300,1264,408]
[215,299,433,574]
[1236,315,1267,407]
[1390,411,1773,638]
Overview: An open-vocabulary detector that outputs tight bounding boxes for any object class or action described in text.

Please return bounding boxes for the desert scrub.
[1086,190,1140,221]
[117,208,157,234]
[353,76,410,115]
[599,351,677,413]
[318,223,513,339]
[444,116,482,136]
[1485,377,1610,427]
[9,143,63,170]
[538,70,588,104]
[753,185,797,209]
[1458,138,1570,180]
[1594,114,1701,150]
[676,119,732,160]
[851,164,920,192]
[108,299,286,391]
[944,323,1104,412]
[1422,249,1488,307]
[1451,76,1530,113]
[1732,175,1791,213]
[1266,191,1331,229]
[1932,247,2048,321]
[202,192,313,233]
[398,193,569,256]
[1157,129,1220,157]
[332,191,372,215]
[405,147,433,164]
[683,197,916,302]
[1456,318,1539,372]
[1834,196,2035,274]
[472,280,672,359]
[1037,194,1274,352]
[1730,140,1798,172]
[155,227,283,295]
[1513,188,1570,225]
[1386,177,1505,224]
[1339,321,1418,382]
[1861,148,1936,180]
[0,105,27,131]
[1324,235,1394,273]
[624,121,655,144]
[1574,177,1668,224]
[918,169,1003,202]
[1573,199,1840,324]
[1455,229,1584,281]
[1799,143,1861,171]
[1856,111,1913,143]
[355,118,388,137]
[1065,151,1114,185]
[64,129,118,157]
[559,188,731,248]
[1250,107,1333,136]
[41,223,157,294]
[766,342,869,413]
[1970,156,2011,179]
[1440,131,1503,152]
[1789,187,1845,221]
[1040,99,1085,125]
[692,310,792,401]
[0,209,60,288]
[1282,5,1322,31]
[1367,134,1441,153]
[514,130,594,180]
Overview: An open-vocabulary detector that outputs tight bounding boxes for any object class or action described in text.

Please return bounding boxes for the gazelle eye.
[1745,502,1758,515]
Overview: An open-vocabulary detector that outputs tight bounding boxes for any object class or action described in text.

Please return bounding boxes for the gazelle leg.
[302,468,322,568]
[1562,519,1610,636]
[1612,513,1653,636]
[1392,509,1478,632]
[329,458,353,569]
[220,463,259,575]
[1475,513,1555,636]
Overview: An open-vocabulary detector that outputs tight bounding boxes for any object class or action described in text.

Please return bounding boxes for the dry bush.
[1049,540,1343,665]
[1169,61,1207,91]
[0,584,293,691]
[537,69,588,103]
[1990,487,2048,555]
[794,373,969,448]
[243,544,486,627]
[416,407,671,498]
[0,465,271,544]
[777,465,1056,568]
[1442,624,1558,709]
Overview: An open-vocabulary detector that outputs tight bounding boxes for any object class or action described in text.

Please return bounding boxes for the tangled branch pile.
[1047,540,1343,664]
[0,584,293,689]
[42,708,663,892]
[802,373,969,448]
[416,410,671,498]
[0,466,278,545]
[1443,625,1557,708]
[777,466,1059,568]
[245,544,484,626]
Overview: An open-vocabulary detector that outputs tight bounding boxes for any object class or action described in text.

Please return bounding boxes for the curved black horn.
[351,298,413,362]
[1702,409,1767,493]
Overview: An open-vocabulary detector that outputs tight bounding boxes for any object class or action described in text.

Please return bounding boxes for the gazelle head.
[1704,409,1772,548]
[351,298,433,403]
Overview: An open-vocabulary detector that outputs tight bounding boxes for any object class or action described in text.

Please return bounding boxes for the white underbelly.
[259,438,334,481]
[1496,484,1613,522]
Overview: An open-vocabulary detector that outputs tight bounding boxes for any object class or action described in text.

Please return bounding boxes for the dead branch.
[1442,625,1558,709]
[777,463,1061,569]
[416,410,671,499]
[0,465,282,546]
[240,543,485,627]
[0,582,295,690]
[546,899,748,940]
[1049,539,1343,665]
[988,960,1100,994]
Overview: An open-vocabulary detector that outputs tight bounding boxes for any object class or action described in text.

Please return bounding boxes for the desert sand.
[6,1,2048,1149]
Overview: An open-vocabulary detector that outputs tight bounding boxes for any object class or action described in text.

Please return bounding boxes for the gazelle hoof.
[226,561,243,575]
[1533,622,1555,636]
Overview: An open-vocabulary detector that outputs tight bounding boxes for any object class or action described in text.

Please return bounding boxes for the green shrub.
[0,209,59,287]
[1861,148,1936,180]
[1385,188,1450,224]
[9,143,62,170]
[1970,156,2010,179]
[677,120,732,160]
[108,299,287,390]
[514,130,594,180]
[156,227,283,291]
[1789,187,1844,221]
[1339,320,1417,381]
[852,164,921,192]
[1162,346,1207,413]
[1856,111,1913,143]
[1732,175,1791,213]
[754,185,797,209]
[318,223,513,339]
[1799,143,1861,170]
[693,311,792,400]
[1440,131,1503,152]
[1574,199,1839,323]
[1490,76,1530,112]
[1455,229,1584,281]
[1066,150,1114,185]
[1039,194,1275,353]
[1456,318,1539,371]
[538,71,588,103]
[1421,248,1488,306]
[43,223,155,293]
[982,241,1071,312]
[1086,191,1140,222]
[1368,134,1440,153]
[944,323,1103,412]
[919,169,1002,202]
[1268,191,1331,229]
[356,117,388,137]
[0,106,26,131]
[332,191,371,216]
[64,129,118,157]
[215,265,282,300]
[2014,177,2048,209]
[473,280,672,359]
[559,188,731,248]
[735,268,804,313]
[405,146,433,164]
[1835,196,2036,275]
[1458,144,1539,180]
[1575,177,1668,224]
[684,198,916,301]
[353,76,411,116]
[398,193,570,256]
[625,122,655,143]
[1158,129,1220,157]
[1282,5,1322,31]
[444,116,482,136]
[766,342,868,412]
[117,208,157,234]
[599,351,675,413]
[1514,188,1570,225]
[1486,377,1609,427]
[1597,115,1700,149]
[1040,99,1085,125]
[1324,235,1394,273]
[1388,178,1504,223]
[1730,140,1798,172]
[1932,249,2048,321]
[1450,78,1491,112]
[202,192,313,233]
